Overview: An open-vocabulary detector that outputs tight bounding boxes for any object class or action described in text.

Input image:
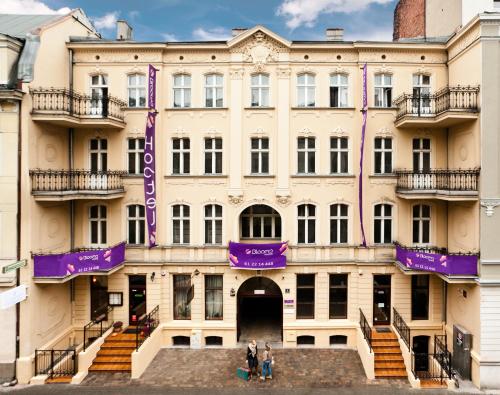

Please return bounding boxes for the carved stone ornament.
[231,31,288,66]
[330,126,348,136]
[229,67,245,80]
[481,199,500,217]
[276,195,291,207]
[375,127,394,137]
[276,67,291,79]
[228,194,244,205]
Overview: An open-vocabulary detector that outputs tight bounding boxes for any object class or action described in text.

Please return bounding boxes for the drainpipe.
[14,97,22,384]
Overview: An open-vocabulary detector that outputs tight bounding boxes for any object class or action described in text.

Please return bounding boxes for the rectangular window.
[297,137,315,174]
[330,137,349,174]
[204,204,222,244]
[412,138,431,172]
[297,274,315,319]
[297,204,316,244]
[374,74,392,108]
[204,138,223,174]
[251,73,270,107]
[127,74,146,108]
[173,275,191,320]
[127,205,145,245]
[329,274,348,319]
[172,138,190,175]
[172,205,190,244]
[250,138,269,174]
[173,74,191,108]
[330,74,349,107]
[330,204,348,244]
[128,138,145,175]
[205,74,223,108]
[374,138,392,174]
[411,275,429,320]
[374,204,392,244]
[205,275,223,320]
[89,205,107,246]
[297,73,315,107]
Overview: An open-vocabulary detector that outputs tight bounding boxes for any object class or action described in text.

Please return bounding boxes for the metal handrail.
[359,308,372,353]
[34,348,77,378]
[434,335,452,378]
[411,352,451,384]
[393,307,410,351]
[135,305,160,351]
[394,241,479,257]
[83,305,114,351]
[394,168,480,192]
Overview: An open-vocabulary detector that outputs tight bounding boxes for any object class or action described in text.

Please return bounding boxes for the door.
[90,276,108,321]
[89,139,108,189]
[413,336,430,372]
[90,74,108,116]
[412,74,431,115]
[373,275,391,325]
[412,138,431,189]
[129,275,146,324]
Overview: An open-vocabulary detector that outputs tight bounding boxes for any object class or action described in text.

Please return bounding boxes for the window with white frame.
[251,73,270,107]
[412,204,430,245]
[374,137,392,174]
[374,204,392,244]
[172,138,190,175]
[172,204,190,244]
[298,204,316,244]
[297,137,316,174]
[89,205,107,245]
[127,74,146,108]
[127,205,145,245]
[204,138,222,175]
[250,138,269,174]
[128,138,144,175]
[204,204,222,244]
[173,74,191,108]
[330,74,349,107]
[374,74,392,108]
[330,204,348,244]
[330,137,349,174]
[205,74,223,108]
[412,138,431,172]
[90,74,108,115]
[241,205,281,239]
[412,74,431,113]
[297,73,315,107]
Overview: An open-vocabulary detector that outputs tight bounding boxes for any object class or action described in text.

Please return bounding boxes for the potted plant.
[112,321,123,336]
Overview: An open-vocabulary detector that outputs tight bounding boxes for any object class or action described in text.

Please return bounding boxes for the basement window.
[172,336,190,347]
[205,336,223,347]
[330,335,348,346]
[297,335,315,346]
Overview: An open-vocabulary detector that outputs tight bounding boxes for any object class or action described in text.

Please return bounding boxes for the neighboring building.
[2,5,499,392]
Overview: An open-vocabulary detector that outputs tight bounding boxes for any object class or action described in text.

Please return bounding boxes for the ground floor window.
[330,335,347,346]
[297,335,315,345]
[205,275,223,320]
[205,336,223,346]
[173,275,191,320]
[329,274,348,319]
[172,336,190,346]
[297,274,315,319]
[411,274,429,320]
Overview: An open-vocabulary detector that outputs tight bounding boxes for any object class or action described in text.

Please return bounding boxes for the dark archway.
[237,276,283,343]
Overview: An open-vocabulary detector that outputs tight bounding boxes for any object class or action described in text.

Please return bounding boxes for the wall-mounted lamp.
[230,288,236,297]
[191,269,200,278]
[150,272,156,282]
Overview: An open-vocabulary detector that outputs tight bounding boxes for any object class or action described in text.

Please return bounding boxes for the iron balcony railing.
[35,348,77,378]
[393,86,479,120]
[30,169,127,194]
[395,169,480,192]
[135,305,160,351]
[83,305,114,351]
[30,88,126,121]
[393,308,410,351]
[394,241,480,257]
[359,308,372,353]
[434,335,452,378]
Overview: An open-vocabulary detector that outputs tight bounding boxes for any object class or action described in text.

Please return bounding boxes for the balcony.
[395,169,479,201]
[30,88,127,129]
[393,86,479,128]
[30,169,127,201]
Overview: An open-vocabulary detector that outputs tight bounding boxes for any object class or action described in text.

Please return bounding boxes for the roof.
[0,14,62,39]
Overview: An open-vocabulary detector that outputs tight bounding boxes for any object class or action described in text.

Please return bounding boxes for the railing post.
[50,349,54,379]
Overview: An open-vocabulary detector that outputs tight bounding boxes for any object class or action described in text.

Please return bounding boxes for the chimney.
[326,28,344,41]
[232,28,247,37]
[116,20,133,41]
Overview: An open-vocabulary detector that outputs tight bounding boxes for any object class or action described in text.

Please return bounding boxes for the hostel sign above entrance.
[229,241,287,270]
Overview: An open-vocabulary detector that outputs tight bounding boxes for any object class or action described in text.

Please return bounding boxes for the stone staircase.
[372,327,408,379]
[88,330,136,373]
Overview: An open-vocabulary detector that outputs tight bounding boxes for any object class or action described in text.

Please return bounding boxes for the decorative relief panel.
[230,31,289,68]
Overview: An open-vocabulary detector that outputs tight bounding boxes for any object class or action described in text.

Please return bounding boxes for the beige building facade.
[1,5,499,391]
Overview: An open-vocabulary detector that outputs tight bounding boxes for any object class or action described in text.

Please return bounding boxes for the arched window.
[374,204,393,244]
[298,204,316,244]
[330,73,348,107]
[172,204,190,244]
[241,205,281,239]
[251,73,269,107]
[330,204,348,244]
[297,73,315,107]
[127,73,146,107]
[412,204,430,245]
[173,74,191,108]
[127,205,145,245]
[204,204,222,244]
[89,205,107,246]
[205,74,223,108]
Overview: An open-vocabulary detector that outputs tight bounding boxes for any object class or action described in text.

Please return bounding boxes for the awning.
[228,241,287,270]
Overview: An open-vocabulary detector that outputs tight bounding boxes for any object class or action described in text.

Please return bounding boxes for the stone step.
[372,346,402,354]
[375,354,405,362]
[45,376,73,384]
[94,356,131,364]
[375,367,408,378]
[89,363,131,372]
[101,341,136,349]
[97,348,134,356]
[375,361,406,369]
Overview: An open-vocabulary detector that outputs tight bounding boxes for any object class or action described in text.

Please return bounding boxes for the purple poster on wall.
[229,241,287,270]
[144,111,157,247]
[396,245,478,276]
[34,242,125,278]
[358,63,368,247]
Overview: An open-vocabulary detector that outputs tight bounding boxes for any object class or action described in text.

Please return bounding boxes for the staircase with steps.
[88,330,137,373]
[372,327,408,379]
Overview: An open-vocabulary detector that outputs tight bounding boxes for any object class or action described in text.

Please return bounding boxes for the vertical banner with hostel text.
[144,64,158,247]
[358,64,368,247]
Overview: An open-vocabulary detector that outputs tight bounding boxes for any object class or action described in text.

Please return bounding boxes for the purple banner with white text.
[358,63,368,247]
[148,64,157,109]
[396,245,478,276]
[34,242,126,278]
[144,111,157,247]
[229,241,287,270]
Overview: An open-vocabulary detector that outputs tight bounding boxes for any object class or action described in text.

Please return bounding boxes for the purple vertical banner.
[148,64,157,109]
[358,64,368,247]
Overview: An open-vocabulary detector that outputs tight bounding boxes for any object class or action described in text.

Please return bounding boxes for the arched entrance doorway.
[237,276,283,344]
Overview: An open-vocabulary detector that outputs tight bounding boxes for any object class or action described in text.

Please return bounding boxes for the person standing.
[260,342,273,380]
[246,339,258,380]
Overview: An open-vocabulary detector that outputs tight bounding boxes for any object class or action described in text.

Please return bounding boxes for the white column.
[276,67,291,198]
[228,67,244,200]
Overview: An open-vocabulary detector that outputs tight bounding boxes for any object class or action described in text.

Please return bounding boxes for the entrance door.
[413,336,430,372]
[129,275,146,324]
[90,276,108,321]
[373,275,391,325]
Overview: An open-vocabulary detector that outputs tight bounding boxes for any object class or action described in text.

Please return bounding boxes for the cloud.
[128,10,140,20]
[93,12,119,30]
[0,0,71,14]
[192,27,231,41]
[276,0,393,29]
[162,33,178,41]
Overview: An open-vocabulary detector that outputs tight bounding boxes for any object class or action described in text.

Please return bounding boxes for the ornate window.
[127,74,146,107]
[330,73,348,107]
[330,204,348,244]
[89,205,107,246]
[241,205,281,239]
[127,204,145,245]
[374,137,392,174]
[330,137,349,174]
[172,204,190,244]
[128,138,144,175]
[374,204,393,244]
[297,73,315,107]
[412,204,431,245]
[205,74,223,108]
[374,73,392,107]
[204,138,222,175]
[250,138,269,174]
[298,204,316,244]
[204,204,222,245]
[172,138,190,175]
[173,74,191,108]
[298,137,316,174]
[251,73,270,107]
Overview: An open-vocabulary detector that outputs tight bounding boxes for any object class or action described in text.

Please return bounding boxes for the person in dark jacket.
[246,339,258,379]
